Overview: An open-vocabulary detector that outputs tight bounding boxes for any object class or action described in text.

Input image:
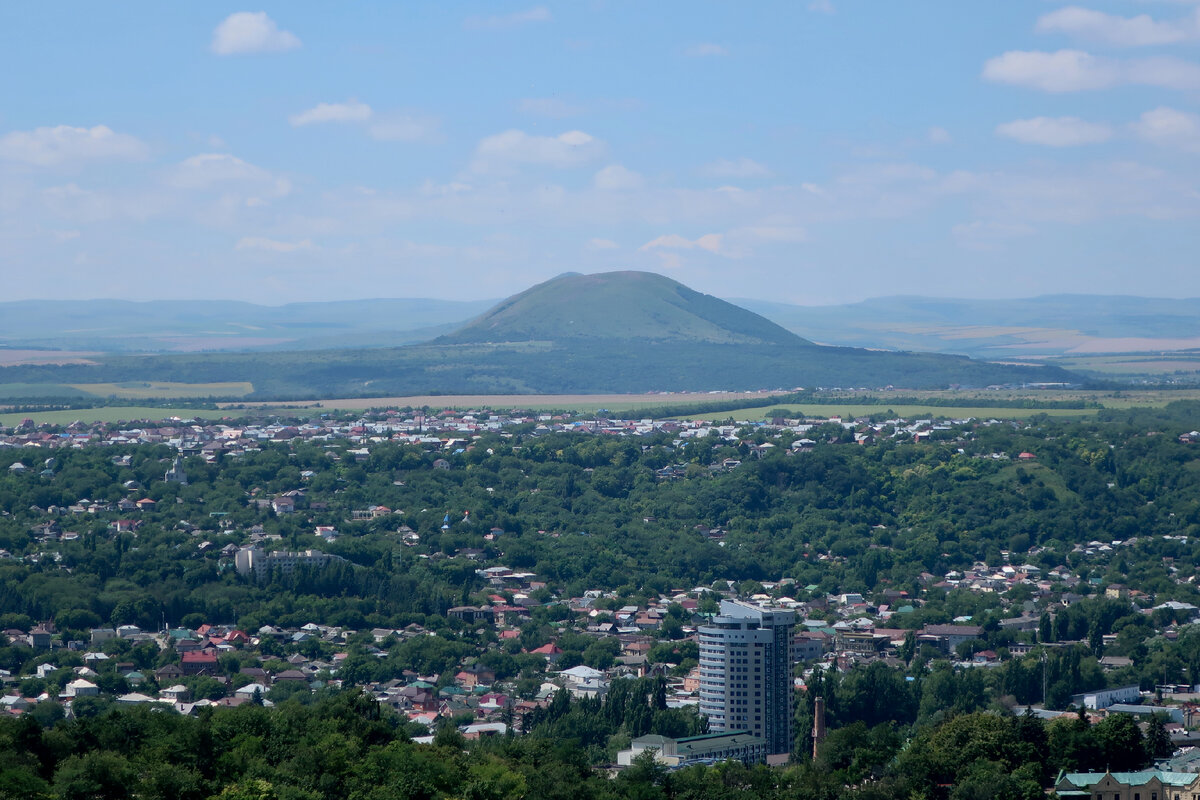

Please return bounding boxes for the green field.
[1049,353,1200,375]
[228,392,784,415]
[0,406,229,426]
[69,381,255,399]
[0,383,93,400]
[686,403,1102,421]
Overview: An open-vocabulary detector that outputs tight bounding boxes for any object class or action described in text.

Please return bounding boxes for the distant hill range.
[0,272,1080,398]
[0,298,494,353]
[3,286,1196,362]
[734,295,1200,359]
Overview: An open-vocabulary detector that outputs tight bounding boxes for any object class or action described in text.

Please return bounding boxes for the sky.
[1,2,1199,306]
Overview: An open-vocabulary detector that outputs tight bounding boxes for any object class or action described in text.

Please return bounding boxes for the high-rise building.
[698,600,795,757]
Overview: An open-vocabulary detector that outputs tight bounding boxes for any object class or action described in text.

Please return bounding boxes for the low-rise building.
[617,732,767,768]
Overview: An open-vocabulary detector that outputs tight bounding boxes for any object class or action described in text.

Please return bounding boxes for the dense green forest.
[0,676,1180,800]
[0,338,1079,401]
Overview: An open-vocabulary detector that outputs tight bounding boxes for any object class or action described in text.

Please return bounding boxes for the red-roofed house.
[181,652,218,675]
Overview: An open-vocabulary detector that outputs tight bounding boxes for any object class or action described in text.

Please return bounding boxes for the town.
[3,401,1200,797]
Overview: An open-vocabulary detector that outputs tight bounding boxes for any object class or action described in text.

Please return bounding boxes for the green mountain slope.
[0,272,1083,398]
[441,271,809,346]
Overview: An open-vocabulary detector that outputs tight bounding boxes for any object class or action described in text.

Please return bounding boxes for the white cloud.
[1131,106,1200,152]
[927,126,953,144]
[211,12,301,55]
[808,0,835,13]
[287,102,437,142]
[472,129,604,171]
[594,164,644,190]
[289,100,373,127]
[686,43,728,57]
[701,157,771,178]
[996,116,1114,146]
[465,7,550,30]
[367,114,440,142]
[0,124,147,167]
[639,233,724,254]
[236,236,313,253]
[586,238,619,251]
[983,49,1200,92]
[1036,5,1200,47]
[168,153,291,198]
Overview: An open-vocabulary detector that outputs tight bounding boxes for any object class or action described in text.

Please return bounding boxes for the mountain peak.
[439,271,810,346]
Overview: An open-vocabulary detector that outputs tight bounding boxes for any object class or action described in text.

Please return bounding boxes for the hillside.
[441,271,808,346]
[0,272,1083,399]
[736,294,1200,358]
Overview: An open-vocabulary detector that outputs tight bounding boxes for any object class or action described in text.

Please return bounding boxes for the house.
[154,664,185,682]
[29,625,52,649]
[454,670,482,690]
[181,652,218,675]
[272,496,296,514]
[89,628,116,646]
[64,679,99,697]
[557,665,605,685]
[530,643,563,663]
[160,684,191,702]
[1055,770,1199,798]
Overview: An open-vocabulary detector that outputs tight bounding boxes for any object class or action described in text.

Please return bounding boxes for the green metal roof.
[1062,771,1198,788]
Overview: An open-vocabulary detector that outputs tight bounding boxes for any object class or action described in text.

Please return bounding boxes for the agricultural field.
[0,406,228,426]
[1045,352,1200,375]
[221,391,783,414]
[67,381,255,399]
[685,403,1102,421]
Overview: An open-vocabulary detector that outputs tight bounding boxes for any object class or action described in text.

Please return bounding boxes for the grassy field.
[1047,354,1200,375]
[69,381,255,399]
[0,383,94,400]
[7,388,1200,427]
[683,404,1103,421]
[0,407,228,426]
[221,392,786,414]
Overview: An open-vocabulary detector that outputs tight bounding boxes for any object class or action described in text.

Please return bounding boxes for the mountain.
[0,273,1084,399]
[441,271,808,346]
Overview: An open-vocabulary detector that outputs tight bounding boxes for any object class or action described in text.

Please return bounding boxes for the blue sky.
[2,1,1199,305]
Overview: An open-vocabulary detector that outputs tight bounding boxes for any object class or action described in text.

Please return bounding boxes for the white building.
[698,600,795,758]
[234,547,343,579]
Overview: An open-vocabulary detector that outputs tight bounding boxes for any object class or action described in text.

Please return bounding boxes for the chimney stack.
[812,696,826,760]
